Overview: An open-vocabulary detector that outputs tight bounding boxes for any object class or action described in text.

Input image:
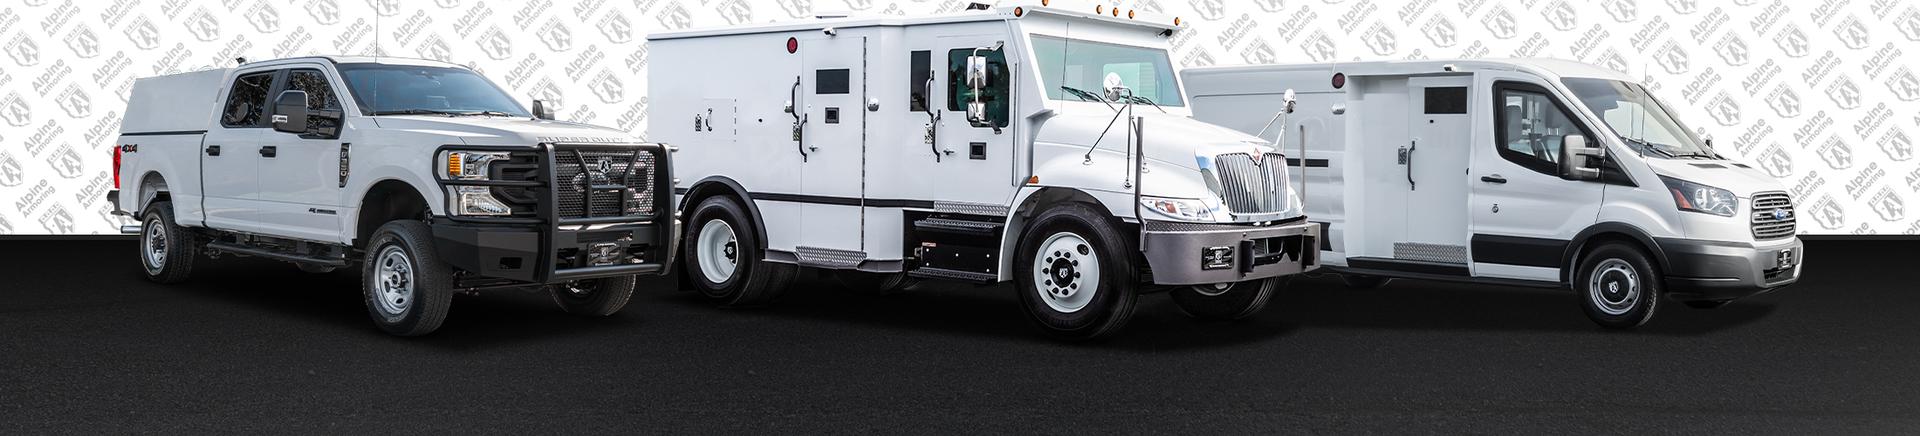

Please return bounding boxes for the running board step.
[912,217,1002,236]
[206,241,349,267]
[908,266,997,284]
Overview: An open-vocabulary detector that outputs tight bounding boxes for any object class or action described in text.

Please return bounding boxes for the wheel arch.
[998,187,1115,281]
[354,179,431,249]
[678,176,768,249]
[1562,222,1670,284]
[135,170,172,215]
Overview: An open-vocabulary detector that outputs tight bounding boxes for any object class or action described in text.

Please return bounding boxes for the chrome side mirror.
[531,99,557,120]
[964,55,989,90]
[1560,134,1605,180]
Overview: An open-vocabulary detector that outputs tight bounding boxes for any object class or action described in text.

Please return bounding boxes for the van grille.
[1211,152,1290,215]
[553,148,656,219]
[1750,191,1795,240]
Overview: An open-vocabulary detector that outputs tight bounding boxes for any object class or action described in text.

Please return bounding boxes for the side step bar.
[206,241,349,267]
[908,266,997,284]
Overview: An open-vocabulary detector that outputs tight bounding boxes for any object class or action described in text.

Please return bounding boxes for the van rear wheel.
[1171,277,1282,320]
[1576,242,1661,329]
[1013,204,1137,341]
[682,195,793,307]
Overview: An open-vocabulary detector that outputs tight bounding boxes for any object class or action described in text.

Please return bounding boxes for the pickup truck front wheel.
[549,276,637,316]
[138,201,197,284]
[361,221,454,336]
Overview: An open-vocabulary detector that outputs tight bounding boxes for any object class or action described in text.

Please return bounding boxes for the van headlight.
[1660,175,1736,217]
[440,150,514,216]
[1140,196,1214,221]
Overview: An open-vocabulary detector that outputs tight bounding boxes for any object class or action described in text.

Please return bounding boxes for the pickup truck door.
[200,69,274,230]
[255,67,348,243]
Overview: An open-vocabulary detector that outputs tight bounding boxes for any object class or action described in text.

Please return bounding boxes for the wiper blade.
[371,108,462,116]
[1059,86,1115,110]
[1621,137,1676,157]
[448,110,518,117]
[1121,94,1168,114]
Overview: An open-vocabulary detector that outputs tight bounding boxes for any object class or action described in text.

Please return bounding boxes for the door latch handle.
[205,145,221,156]
[1481,175,1508,184]
[1403,140,1417,191]
[259,145,277,158]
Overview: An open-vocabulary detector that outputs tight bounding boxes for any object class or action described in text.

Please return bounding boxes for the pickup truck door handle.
[205,145,221,156]
[259,145,277,158]
[1481,174,1507,184]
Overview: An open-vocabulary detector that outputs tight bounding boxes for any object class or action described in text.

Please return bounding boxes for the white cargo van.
[649,1,1319,339]
[1184,59,1803,328]
[110,56,677,336]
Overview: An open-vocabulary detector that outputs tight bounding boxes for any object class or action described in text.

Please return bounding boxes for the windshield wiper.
[1620,136,1676,158]
[1059,86,1115,110]
[370,108,465,116]
[1119,94,1168,114]
[447,110,518,117]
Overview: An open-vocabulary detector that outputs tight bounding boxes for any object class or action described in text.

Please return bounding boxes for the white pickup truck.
[108,56,677,336]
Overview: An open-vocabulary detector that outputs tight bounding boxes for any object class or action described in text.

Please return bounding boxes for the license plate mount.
[1201,246,1234,270]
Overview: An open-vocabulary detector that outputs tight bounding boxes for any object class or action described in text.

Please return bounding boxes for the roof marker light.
[1094,5,1103,14]
[1014,6,1023,16]
[1112,7,1120,16]
[786,37,798,54]
[1128,10,1136,19]
[1040,0,1049,6]
[1174,17,1182,26]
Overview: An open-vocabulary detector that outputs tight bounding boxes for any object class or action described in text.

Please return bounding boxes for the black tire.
[681,196,794,307]
[1575,242,1661,329]
[295,263,337,274]
[549,275,637,316]
[138,201,198,284]
[1170,277,1283,320]
[360,220,454,336]
[1013,203,1138,341]
[1683,299,1733,309]
[832,270,919,295]
[1340,274,1391,288]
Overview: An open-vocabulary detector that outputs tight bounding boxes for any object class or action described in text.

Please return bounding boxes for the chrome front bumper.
[1140,219,1320,285]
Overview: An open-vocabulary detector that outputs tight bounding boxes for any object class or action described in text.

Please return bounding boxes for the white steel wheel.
[140,215,169,275]
[1587,258,1640,316]
[372,245,416,320]
[1031,231,1101,314]
[695,219,739,284]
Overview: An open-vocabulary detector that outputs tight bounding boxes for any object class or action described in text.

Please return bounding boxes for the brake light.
[112,146,122,189]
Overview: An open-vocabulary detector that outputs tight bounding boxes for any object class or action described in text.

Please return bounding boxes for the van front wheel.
[1575,242,1661,329]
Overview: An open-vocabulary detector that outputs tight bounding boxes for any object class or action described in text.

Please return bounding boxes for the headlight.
[441,150,510,180]
[450,186,511,216]
[1140,196,1214,221]
[1660,175,1737,217]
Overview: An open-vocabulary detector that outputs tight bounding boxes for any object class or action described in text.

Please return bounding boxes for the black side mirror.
[532,99,557,120]
[272,90,309,134]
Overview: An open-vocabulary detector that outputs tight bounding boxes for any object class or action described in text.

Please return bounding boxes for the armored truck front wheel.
[549,275,638,316]
[360,221,455,337]
[1170,277,1283,321]
[1013,204,1138,341]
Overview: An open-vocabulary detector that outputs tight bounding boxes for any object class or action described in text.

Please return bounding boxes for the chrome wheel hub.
[374,246,415,317]
[141,216,166,273]
[1589,258,1640,316]
[1032,232,1099,313]
[696,219,739,284]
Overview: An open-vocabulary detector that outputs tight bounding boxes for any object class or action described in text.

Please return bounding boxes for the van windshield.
[1562,78,1716,159]
[1031,35,1184,107]
[337,64,531,117]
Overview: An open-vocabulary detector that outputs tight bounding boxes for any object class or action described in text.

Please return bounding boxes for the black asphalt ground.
[2,239,1917,433]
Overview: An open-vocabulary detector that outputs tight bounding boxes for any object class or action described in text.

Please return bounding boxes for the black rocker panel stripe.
[120,130,210,137]
[671,187,939,209]
[1345,257,1470,276]
[1470,234,1568,268]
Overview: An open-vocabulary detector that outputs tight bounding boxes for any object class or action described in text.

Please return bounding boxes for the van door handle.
[1481,174,1507,184]
[259,145,277,158]
[205,145,221,156]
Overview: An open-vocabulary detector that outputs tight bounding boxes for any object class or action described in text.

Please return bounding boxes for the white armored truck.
[1184,59,1803,328]
[110,56,677,336]
[650,1,1319,339]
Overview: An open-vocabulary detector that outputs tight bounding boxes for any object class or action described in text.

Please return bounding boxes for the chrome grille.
[553,149,656,219]
[1211,152,1290,214]
[1750,191,1795,240]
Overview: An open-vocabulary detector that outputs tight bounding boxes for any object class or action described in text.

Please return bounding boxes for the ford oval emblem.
[1773,209,1791,220]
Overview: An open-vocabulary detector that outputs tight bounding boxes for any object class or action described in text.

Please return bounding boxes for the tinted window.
[1424,87,1467,114]
[285,69,343,134]
[1030,35,1185,107]
[909,50,930,112]
[1496,86,1584,175]
[337,64,530,117]
[815,68,849,95]
[948,48,1009,128]
[221,72,275,128]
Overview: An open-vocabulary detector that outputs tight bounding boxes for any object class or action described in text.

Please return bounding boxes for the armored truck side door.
[794,35,869,264]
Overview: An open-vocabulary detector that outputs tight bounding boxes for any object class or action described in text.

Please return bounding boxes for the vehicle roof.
[241,55,467,68]
[647,0,1180,40]
[1188,58,1633,82]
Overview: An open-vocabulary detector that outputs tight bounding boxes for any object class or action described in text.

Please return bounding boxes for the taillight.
[112,146,122,189]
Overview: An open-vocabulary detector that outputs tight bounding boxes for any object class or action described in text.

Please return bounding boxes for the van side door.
[200,69,275,231]
[256,66,350,243]
[1468,78,1606,282]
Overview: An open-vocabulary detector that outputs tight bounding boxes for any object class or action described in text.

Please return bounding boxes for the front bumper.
[1658,236,1803,301]
[431,218,675,284]
[1140,219,1320,285]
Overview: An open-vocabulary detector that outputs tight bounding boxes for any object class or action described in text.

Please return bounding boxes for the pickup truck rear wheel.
[138,201,197,284]
[360,221,454,336]
[549,275,637,316]
[1014,203,1138,341]
[682,196,793,307]
[1170,277,1282,320]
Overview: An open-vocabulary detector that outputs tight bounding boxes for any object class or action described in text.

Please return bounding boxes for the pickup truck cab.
[109,56,676,336]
